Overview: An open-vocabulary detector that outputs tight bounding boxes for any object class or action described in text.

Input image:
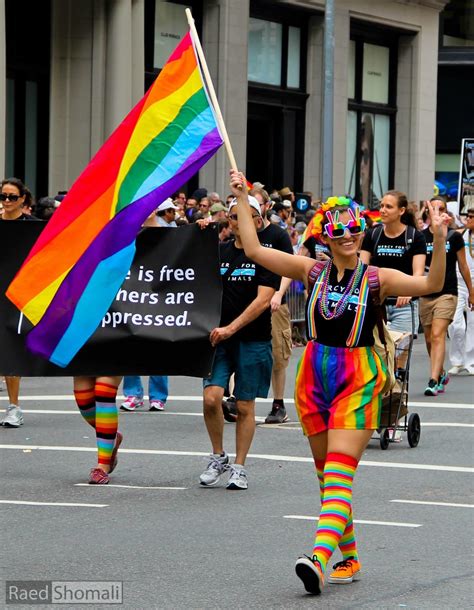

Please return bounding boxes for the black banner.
[0,222,221,377]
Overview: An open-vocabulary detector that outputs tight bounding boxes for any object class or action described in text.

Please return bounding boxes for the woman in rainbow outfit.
[229,170,448,596]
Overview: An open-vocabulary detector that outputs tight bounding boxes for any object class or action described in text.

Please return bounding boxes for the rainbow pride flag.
[7,31,223,367]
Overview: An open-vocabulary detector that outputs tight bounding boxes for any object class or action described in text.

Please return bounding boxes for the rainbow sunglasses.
[323,206,366,239]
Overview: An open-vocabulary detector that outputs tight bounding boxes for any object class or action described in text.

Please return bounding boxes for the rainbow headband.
[302,196,363,243]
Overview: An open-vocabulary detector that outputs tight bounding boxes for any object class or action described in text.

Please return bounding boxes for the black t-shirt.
[0,213,40,221]
[307,263,376,347]
[219,240,279,342]
[423,228,465,297]
[258,222,293,304]
[303,235,330,260]
[361,225,426,275]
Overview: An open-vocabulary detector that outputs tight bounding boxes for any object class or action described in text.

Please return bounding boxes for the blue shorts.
[386,301,418,334]
[203,340,273,401]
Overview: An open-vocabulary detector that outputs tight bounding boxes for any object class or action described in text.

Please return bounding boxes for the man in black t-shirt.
[200,196,278,491]
[420,197,474,396]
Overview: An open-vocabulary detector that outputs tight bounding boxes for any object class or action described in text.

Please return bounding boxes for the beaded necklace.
[317,259,364,320]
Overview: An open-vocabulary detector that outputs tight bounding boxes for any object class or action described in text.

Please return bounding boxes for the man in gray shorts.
[200,197,278,490]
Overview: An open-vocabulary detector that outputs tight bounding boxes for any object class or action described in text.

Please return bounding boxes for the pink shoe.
[120,396,144,411]
[88,467,110,485]
[149,400,165,411]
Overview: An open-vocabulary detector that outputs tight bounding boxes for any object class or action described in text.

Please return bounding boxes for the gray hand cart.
[376,302,421,449]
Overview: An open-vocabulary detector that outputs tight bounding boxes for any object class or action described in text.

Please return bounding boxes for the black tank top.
[305,262,375,347]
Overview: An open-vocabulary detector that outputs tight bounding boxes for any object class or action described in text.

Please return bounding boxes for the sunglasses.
[0,193,20,202]
[229,213,260,221]
[324,208,366,239]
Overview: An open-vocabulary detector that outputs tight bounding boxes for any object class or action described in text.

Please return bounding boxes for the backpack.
[369,224,416,254]
[307,261,396,395]
[367,266,396,395]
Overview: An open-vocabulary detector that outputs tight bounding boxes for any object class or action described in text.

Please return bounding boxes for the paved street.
[1,339,473,609]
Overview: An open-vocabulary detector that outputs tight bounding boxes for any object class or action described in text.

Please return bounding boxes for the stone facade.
[1,0,448,202]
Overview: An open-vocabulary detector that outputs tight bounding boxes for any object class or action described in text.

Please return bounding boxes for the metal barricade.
[287,280,306,323]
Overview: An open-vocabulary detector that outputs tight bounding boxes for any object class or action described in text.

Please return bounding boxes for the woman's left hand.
[428,200,450,239]
[395,296,411,308]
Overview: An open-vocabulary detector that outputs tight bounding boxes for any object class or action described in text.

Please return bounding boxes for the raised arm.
[379,202,449,301]
[230,171,313,283]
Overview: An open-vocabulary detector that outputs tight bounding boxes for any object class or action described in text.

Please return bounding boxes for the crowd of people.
[1,172,473,596]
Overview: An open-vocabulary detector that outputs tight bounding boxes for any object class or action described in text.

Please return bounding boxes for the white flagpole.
[185,8,239,172]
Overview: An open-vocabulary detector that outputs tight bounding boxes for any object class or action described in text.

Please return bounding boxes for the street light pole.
[321,0,335,201]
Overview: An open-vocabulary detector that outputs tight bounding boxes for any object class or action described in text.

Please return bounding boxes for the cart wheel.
[380,428,390,450]
[407,413,421,448]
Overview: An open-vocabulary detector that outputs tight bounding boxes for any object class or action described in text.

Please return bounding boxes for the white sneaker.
[120,396,144,411]
[226,464,248,490]
[2,404,24,427]
[149,400,165,411]
[466,366,474,376]
[448,365,464,375]
[199,453,229,486]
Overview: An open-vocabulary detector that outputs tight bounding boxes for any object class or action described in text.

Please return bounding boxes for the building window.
[287,26,301,89]
[348,40,356,99]
[247,17,304,91]
[345,32,397,208]
[145,0,202,85]
[248,19,283,86]
[362,43,389,104]
[441,0,474,47]
[246,7,309,192]
[153,1,192,70]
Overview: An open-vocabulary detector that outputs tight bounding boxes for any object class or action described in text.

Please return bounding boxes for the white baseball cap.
[228,195,262,217]
[157,198,179,212]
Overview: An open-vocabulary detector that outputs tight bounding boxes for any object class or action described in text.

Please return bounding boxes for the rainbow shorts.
[295,341,387,436]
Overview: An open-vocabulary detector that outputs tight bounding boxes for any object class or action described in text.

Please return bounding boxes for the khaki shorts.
[420,294,458,327]
[271,304,292,371]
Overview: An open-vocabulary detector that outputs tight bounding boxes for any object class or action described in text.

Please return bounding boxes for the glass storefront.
[346,31,397,208]
[246,7,309,192]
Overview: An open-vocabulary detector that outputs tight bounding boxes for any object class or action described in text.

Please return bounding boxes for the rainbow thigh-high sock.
[94,382,118,467]
[74,387,96,428]
[315,458,359,562]
[313,452,358,573]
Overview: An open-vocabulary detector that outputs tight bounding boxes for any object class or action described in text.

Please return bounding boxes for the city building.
[1,0,455,206]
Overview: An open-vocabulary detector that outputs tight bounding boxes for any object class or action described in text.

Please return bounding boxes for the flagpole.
[185,8,239,172]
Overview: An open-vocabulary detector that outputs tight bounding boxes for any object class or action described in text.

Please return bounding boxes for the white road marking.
[420,422,474,428]
[6,410,473,428]
[0,444,472,473]
[391,499,474,509]
[18,409,266,421]
[1,395,473,409]
[283,515,422,528]
[74,483,187,490]
[408,402,474,410]
[0,500,107,508]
